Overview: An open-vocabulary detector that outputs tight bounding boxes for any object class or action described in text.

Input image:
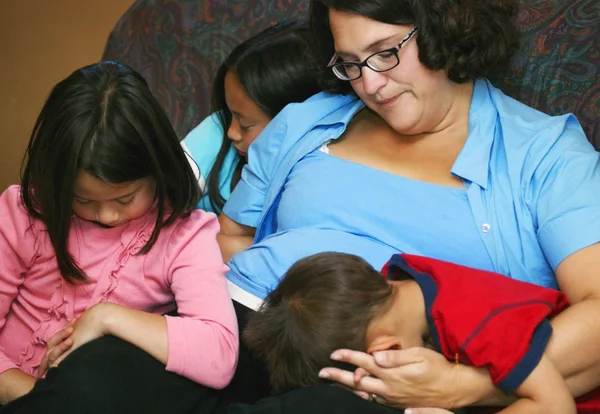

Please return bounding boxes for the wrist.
[92,302,120,336]
[454,365,508,407]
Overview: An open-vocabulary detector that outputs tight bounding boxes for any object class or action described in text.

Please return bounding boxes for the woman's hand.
[51,303,110,367]
[318,347,459,409]
[38,318,77,378]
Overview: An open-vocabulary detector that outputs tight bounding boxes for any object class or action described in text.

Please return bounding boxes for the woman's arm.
[546,243,600,394]
[218,213,256,262]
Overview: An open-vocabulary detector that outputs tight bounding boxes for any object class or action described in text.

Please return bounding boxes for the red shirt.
[383,254,568,392]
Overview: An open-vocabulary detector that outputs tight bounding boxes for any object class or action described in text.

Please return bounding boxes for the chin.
[377,113,417,135]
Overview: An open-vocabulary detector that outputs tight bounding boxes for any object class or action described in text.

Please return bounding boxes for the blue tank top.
[227,146,494,299]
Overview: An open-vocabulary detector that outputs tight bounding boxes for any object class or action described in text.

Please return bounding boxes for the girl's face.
[72,171,156,228]
[224,70,272,159]
[328,9,457,136]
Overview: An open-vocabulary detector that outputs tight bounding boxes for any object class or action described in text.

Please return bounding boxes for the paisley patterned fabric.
[102,0,599,148]
[102,0,310,138]
[489,0,600,149]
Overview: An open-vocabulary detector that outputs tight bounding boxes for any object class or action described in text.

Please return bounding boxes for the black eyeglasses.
[327,27,418,81]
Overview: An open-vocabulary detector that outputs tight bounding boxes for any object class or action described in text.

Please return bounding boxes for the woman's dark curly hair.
[309,0,520,95]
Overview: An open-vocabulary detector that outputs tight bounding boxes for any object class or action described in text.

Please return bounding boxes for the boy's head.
[244,252,398,394]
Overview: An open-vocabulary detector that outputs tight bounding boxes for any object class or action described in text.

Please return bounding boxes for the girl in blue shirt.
[182,21,321,213]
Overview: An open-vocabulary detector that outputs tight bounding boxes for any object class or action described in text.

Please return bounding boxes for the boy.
[244,252,574,413]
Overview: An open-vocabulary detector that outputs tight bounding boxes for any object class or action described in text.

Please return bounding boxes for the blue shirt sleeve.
[223,107,291,227]
[222,92,362,227]
[181,113,239,213]
[528,116,600,269]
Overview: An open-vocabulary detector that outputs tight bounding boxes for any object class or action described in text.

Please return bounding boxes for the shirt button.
[481,223,491,233]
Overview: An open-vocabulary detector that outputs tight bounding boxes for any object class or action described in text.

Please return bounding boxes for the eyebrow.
[231,111,260,124]
[231,111,252,121]
[74,188,139,202]
[335,34,400,58]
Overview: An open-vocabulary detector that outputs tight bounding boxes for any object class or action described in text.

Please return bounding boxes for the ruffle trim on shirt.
[97,225,151,304]
[17,216,153,376]
[18,281,72,376]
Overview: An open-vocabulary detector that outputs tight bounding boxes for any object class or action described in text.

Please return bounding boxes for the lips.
[376,95,399,106]
[375,92,405,106]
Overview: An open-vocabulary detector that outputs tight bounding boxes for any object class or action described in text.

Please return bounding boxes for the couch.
[102,0,599,148]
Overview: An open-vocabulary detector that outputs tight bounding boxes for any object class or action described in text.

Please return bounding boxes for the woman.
[182,21,321,214]
[219,0,600,412]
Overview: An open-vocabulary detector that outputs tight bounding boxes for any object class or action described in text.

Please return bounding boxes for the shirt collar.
[310,81,497,189]
[310,92,364,128]
[451,78,497,189]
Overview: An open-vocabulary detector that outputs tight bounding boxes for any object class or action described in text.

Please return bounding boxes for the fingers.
[318,367,387,396]
[51,349,72,369]
[46,325,74,349]
[330,349,381,374]
[371,347,425,368]
[45,337,74,370]
[39,335,74,377]
[353,367,370,383]
[354,390,370,400]
[38,320,78,378]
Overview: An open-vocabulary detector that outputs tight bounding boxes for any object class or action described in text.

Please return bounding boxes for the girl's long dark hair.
[207,21,321,213]
[21,61,201,284]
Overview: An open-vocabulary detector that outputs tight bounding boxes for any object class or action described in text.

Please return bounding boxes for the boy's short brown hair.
[244,252,396,394]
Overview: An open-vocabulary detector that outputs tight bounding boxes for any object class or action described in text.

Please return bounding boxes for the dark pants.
[1,301,400,414]
[0,301,270,414]
[229,384,403,414]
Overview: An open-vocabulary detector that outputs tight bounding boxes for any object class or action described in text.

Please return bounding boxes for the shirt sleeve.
[222,107,290,228]
[181,113,225,191]
[0,186,38,375]
[527,116,600,269]
[181,113,241,213]
[163,210,239,388]
[460,303,555,393]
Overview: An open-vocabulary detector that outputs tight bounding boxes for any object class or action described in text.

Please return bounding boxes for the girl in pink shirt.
[0,61,238,413]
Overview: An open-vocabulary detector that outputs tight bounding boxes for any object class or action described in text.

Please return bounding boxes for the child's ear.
[367,335,402,354]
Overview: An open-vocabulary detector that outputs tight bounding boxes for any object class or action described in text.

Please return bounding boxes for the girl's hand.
[38,319,77,378]
[51,303,111,367]
[318,347,458,409]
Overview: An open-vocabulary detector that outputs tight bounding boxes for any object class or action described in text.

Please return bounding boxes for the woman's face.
[328,9,456,136]
[224,70,272,159]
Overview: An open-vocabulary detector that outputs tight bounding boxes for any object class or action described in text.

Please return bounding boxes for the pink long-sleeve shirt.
[0,185,238,388]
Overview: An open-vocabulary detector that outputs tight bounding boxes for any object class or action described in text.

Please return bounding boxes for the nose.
[360,68,387,96]
[96,205,120,226]
[228,119,242,143]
